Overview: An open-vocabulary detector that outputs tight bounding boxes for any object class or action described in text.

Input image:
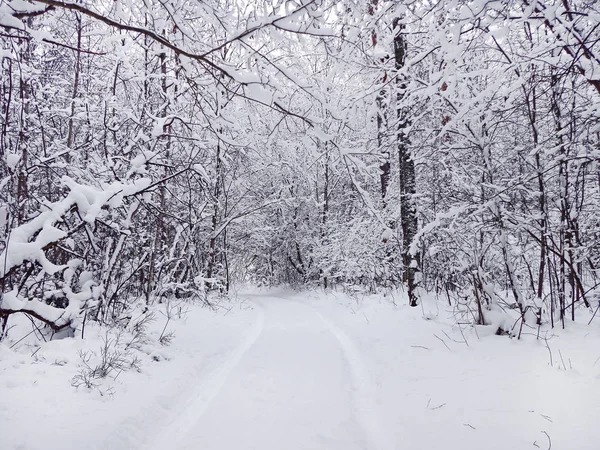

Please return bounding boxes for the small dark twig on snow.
[433,333,451,351]
[542,431,551,450]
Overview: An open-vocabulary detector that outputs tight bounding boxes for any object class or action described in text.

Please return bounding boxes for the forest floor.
[1,288,599,450]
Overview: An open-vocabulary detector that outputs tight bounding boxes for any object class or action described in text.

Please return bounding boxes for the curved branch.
[30,0,234,80]
[0,307,72,331]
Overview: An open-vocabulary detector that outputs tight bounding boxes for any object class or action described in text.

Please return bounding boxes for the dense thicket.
[1,0,598,338]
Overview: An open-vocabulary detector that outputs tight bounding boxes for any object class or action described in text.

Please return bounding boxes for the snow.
[0,205,7,232]
[244,83,273,106]
[0,175,153,328]
[1,289,599,450]
[130,151,156,171]
[0,7,25,31]
[220,66,261,85]
[5,152,19,169]
[380,227,393,243]
[0,299,259,450]
[192,164,210,182]
[0,176,151,279]
[1,289,71,326]
[307,125,333,142]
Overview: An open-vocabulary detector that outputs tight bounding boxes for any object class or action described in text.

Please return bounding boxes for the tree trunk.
[66,13,82,157]
[207,136,222,281]
[393,18,419,307]
[551,69,567,328]
[321,146,330,289]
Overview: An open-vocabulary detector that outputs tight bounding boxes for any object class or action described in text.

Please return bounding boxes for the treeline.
[0,0,598,339]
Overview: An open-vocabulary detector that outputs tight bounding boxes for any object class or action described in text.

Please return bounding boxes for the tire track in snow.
[147,303,265,450]
[311,307,392,450]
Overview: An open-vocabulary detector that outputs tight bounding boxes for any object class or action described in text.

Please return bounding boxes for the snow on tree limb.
[1,176,150,280]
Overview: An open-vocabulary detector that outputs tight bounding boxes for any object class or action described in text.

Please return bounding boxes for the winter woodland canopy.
[1,0,599,338]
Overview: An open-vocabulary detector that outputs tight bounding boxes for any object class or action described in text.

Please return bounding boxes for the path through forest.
[148,294,391,450]
[2,290,599,450]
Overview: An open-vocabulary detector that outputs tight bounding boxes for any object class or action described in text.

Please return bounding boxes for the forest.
[1,0,599,338]
[1,1,600,449]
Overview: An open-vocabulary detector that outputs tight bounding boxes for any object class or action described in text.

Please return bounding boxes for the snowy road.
[4,290,599,450]
[149,295,390,450]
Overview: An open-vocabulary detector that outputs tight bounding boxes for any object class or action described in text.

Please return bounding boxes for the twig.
[543,333,553,367]
[542,431,551,450]
[159,316,171,343]
[457,324,470,347]
[588,301,600,325]
[558,349,567,370]
[433,333,451,350]
[426,398,446,410]
[442,330,468,346]
[9,328,38,349]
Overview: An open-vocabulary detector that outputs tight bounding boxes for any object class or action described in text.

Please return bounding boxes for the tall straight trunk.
[524,79,548,301]
[393,18,419,307]
[565,76,579,320]
[377,91,389,203]
[159,40,169,225]
[323,147,330,289]
[207,138,221,281]
[520,23,548,305]
[16,18,35,225]
[367,0,389,203]
[1,53,13,156]
[551,70,566,328]
[147,40,170,303]
[535,154,547,299]
[207,67,224,284]
[368,0,392,284]
[222,179,230,292]
[66,13,82,156]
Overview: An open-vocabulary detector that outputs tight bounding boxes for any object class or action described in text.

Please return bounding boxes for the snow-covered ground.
[1,288,599,450]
